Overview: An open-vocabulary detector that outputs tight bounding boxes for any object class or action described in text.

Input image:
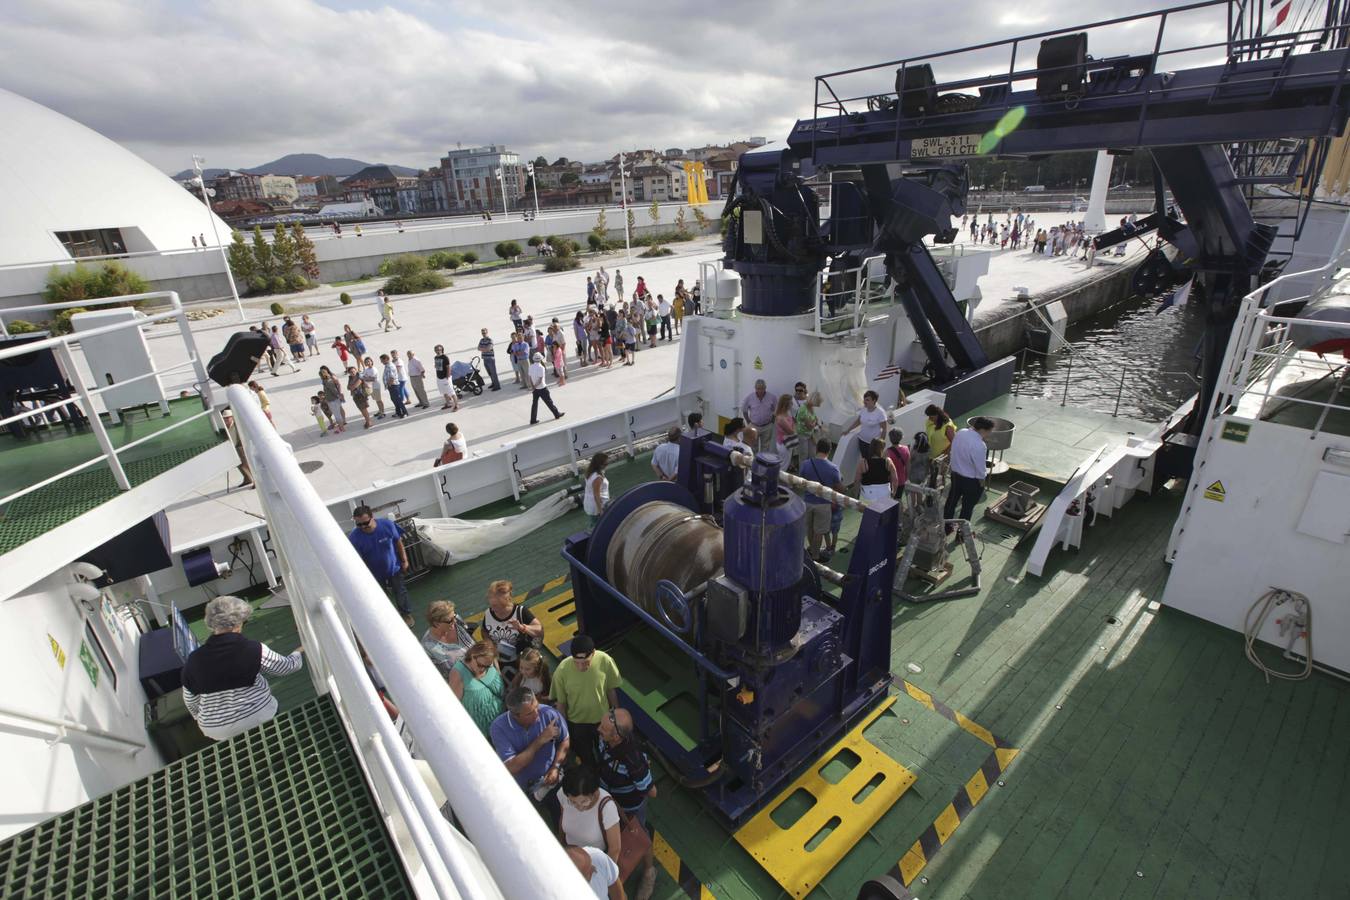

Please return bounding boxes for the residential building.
[664,147,685,158]
[535,185,611,208]
[580,165,611,186]
[439,145,525,212]
[296,176,320,199]
[613,165,674,203]
[211,171,262,202]
[258,174,299,204]
[417,167,449,214]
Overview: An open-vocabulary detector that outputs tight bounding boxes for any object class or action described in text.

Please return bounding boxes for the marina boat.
[3,3,1350,898]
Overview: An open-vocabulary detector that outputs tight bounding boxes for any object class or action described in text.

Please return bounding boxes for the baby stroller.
[451,358,486,395]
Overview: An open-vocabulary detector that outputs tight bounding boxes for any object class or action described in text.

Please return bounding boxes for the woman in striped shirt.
[182,595,304,741]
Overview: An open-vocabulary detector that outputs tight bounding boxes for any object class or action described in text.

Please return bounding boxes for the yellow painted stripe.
[652,831,681,881]
[904,681,936,712]
[700,888,716,900]
[898,842,927,885]
[933,804,962,844]
[965,768,989,806]
[954,711,997,748]
[996,747,1020,771]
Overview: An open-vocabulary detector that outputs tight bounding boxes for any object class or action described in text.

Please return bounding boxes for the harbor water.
[1009,289,1208,422]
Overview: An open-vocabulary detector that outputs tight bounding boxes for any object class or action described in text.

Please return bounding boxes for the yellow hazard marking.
[753,355,764,370]
[904,681,936,712]
[652,830,717,898]
[1203,480,1226,502]
[529,588,577,657]
[933,804,962,844]
[652,832,681,881]
[889,683,1023,889]
[899,843,927,884]
[48,633,66,669]
[735,696,916,899]
[954,711,996,749]
[965,769,989,806]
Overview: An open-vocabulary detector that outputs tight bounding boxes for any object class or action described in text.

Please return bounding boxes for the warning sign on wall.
[1203,480,1226,502]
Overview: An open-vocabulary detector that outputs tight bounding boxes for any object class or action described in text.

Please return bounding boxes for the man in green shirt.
[552,633,621,766]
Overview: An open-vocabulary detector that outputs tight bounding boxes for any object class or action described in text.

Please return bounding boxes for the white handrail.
[0,704,146,753]
[226,383,588,899]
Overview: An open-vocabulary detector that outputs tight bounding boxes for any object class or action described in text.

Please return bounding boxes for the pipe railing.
[0,704,147,754]
[226,383,587,900]
[0,291,216,527]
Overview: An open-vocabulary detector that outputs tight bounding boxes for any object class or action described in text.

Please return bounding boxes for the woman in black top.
[856,437,896,506]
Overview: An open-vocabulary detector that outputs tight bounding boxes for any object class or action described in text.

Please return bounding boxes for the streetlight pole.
[193,155,245,322]
[617,152,633,263]
[495,167,509,220]
[526,162,540,219]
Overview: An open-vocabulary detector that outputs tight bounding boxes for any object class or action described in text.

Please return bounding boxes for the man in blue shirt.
[508,332,532,390]
[477,328,501,391]
[490,686,570,826]
[348,505,413,626]
[799,438,843,562]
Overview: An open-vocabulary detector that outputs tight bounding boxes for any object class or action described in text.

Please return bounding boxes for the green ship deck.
[170,445,1350,900]
[32,442,1346,900]
[0,396,224,554]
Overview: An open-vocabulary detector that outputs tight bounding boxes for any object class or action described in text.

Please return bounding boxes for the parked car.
[1023,185,1046,193]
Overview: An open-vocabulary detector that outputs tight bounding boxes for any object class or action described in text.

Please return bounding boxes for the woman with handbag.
[435,423,466,466]
[560,766,655,899]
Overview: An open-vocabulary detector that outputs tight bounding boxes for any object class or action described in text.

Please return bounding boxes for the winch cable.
[1243,588,1313,683]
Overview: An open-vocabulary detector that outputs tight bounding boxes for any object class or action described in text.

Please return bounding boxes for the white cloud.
[0,0,1215,174]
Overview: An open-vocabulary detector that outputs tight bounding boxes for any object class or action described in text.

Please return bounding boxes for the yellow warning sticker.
[48,633,66,669]
[753,355,764,370]
[1203,480,1226,502]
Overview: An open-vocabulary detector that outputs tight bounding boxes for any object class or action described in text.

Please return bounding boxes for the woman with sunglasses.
[449,640,506,737]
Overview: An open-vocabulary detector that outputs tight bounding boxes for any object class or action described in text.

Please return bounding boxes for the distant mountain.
[172,153,419,180]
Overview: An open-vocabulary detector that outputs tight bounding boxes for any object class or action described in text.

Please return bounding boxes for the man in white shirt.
[651,426,681,481]
[567,845,623,899]
[943,417,994,527]
[657,294,672,342]
[405,351,430,409]
[528,352,564,424]
[390,350,409,404]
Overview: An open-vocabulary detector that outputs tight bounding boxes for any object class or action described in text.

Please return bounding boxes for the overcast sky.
[1,0,1233,174]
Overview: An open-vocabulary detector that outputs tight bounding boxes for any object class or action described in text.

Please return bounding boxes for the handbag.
[597,796,651,882]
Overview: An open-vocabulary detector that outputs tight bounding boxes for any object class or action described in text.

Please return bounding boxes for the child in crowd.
[510,648,553,704]
[248,381,274,426]
[310,394,330,436]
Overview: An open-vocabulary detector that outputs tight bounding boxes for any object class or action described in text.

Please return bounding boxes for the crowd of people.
[962,209,1137,260]
[415,582,656,900]
[189,386,1000,899]
[241,266,702,448]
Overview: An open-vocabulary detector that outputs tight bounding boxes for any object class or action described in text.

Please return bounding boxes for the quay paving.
[186,443,1350,899]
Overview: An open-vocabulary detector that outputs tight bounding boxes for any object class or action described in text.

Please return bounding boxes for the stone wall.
[972,258,1142,359]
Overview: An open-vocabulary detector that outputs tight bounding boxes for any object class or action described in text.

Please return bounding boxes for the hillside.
[173,153,419,180]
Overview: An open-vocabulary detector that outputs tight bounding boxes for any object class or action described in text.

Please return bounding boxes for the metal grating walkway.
[0,696,413,899]
[0,441,220,554]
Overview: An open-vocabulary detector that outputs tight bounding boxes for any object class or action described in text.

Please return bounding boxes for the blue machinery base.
[562,443,902,825]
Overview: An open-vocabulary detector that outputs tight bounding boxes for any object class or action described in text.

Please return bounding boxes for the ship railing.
[1215,245,1350,435]
[0,292,219,512]
[225,384,588,900]
[808,1,1347,163]
[811,254,890,336]
[1014,343,1200,419]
